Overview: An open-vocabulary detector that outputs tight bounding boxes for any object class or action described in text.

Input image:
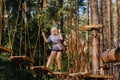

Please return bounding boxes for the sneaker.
[53,70,62,74]
[57,70,61,72]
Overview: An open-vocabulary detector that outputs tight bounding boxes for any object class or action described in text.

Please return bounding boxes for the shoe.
[57,70,61,72]
[53,70,62,74]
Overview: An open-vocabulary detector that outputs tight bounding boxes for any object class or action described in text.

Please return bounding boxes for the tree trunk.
[86,0,90,41]
[90,0,100,74]
[119,0,120,44]
[99,0,104,75]
[101,0,108,51]
[43,0,46,12]
[107,0,112,49]
[0,0,2,45]
[116,0,120,47]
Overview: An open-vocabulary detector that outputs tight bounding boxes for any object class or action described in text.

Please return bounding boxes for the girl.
[42,27,63,71]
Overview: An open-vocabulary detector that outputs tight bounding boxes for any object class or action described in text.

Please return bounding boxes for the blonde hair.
[51,27,57,31]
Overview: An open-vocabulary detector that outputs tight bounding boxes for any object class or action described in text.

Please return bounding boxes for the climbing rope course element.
[8,0,34,72]
[11,0,22,50]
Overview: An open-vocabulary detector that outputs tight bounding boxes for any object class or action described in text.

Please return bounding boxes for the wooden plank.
[31,66,53,73]
[69,72,91,77]
[53,72,69,77]
[53,72,91,78]
[114,62,120,66]
[32,66,69,77]
[0,46,13,53]
[10,56,34,64]
[53,72,113,79]
[31,66,53,75]
[80,24,102,31]
[84,74,113,79]
[31,67,113,79]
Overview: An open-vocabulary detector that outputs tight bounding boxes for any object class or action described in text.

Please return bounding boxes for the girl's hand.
[42,32,48,42]
[58,29,61,33]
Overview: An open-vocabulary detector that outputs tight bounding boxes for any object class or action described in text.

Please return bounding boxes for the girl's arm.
[42,32,48,42]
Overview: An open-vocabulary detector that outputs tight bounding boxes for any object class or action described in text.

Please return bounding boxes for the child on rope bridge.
[42,27,63,72]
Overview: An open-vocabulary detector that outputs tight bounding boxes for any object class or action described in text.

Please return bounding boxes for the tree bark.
[90,0,100,74]
[99,0,104,75]
[43,0,46,12]
[119,0,120,41]
[107,0,112,49]
[101,0,108,51]
[116,0,120,47]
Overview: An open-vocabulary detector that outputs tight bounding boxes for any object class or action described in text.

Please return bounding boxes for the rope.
[32,14,42,60]
[33,23,40,59]
[24,15,27,55]
[19,14,24,56]
[19,0,32,57]
[11,0,21,49]
[26,24,32,57]
[3,0,12,49]
[38,31,41,65]
[24,0,28,55]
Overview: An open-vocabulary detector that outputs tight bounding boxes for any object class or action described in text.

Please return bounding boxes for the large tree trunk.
[119,0,120,45]
[99,0,104,75]
[116,0,120,47]
[100,0,108,51]
[108,0,112,49]
[0,0,2,45]
[90,0,100,74]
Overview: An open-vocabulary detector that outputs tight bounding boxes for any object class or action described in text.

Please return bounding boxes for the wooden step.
[31,66,69,77]
[57,73,113,79]
[69,72,91,77]
[31,66,54,75]
[0,46,13,53]
[53,71,69,77]
[80,24,102,31]
[10,56,34,65]
[31,67,113,79]
[83,74,114,79]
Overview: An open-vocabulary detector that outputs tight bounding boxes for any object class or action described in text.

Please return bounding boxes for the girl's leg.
[56,51,62,71]
[46,51,56,68]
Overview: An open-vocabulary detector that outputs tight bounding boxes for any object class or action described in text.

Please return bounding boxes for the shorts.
[52,44,63,52]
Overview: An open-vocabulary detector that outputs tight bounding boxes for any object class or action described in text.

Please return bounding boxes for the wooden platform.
[53,72,113,79]
[10,56,34,65]
[53,71,69,77]
[56,73,113,79]
[114,62,120,66]
[83,74,114,79]
[80,24,102,31]
[53,72,92,79]
[69,72,91,77]
[31,66,54,76]
[31,66,113,79]
[31,67,102,78]
[0,46,13,53]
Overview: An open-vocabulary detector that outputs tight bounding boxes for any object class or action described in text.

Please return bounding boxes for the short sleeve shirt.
[47,34,63,51]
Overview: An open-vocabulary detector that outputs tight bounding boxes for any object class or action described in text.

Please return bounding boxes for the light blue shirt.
[47,34,63,51]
